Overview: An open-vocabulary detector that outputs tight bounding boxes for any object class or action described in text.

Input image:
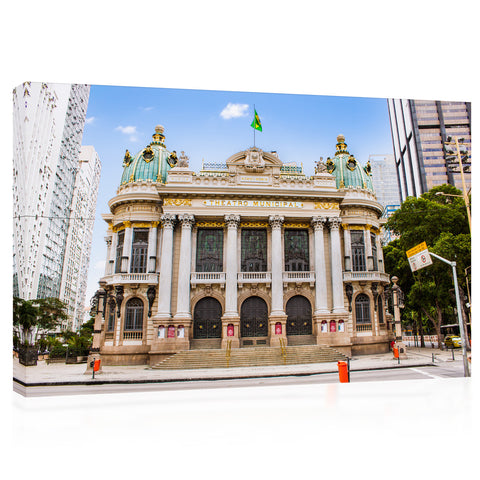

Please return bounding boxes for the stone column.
[121,222,133,273]
[268,215,287,346]
[311,216,329,314]
[222,214,240,348]
[329,217,346,313]
[223,214,240,317]
[174,214,195,319]
[269,215,285,315]
[155,213,177,319]
[105,237,113,275]
[147,222,159,273]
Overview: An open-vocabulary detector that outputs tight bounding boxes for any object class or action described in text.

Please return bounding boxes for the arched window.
[355,294,371,324]
[124,297,144,331]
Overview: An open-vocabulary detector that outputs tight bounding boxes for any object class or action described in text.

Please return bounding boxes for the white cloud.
[116,125,138,141]
[220,103,249,119]
[85,116,95,124]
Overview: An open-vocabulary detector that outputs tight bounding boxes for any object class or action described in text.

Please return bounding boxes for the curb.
[13,362,434,388]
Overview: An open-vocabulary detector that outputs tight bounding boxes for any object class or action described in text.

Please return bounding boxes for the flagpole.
[253,104,255,147]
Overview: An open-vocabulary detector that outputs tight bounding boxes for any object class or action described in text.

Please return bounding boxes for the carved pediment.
[226,148,283,175]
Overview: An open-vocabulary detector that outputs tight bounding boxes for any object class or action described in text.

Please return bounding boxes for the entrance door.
[286,295,312,335]
[193,297,222,338]
[240,296,268,337]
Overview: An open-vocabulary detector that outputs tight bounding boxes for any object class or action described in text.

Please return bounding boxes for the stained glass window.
[131,228,149,273]
[196,229,223,272]
[241,229,267,272]
[371,232,378,271]
[284,229,309,271]
[115,231,124,273]
[351,231,366,272]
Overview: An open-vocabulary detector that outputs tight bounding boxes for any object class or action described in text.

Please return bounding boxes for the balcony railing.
[123,331,143,340]
[343,271,390,283]
[102,273,159,285]
[237,272,272,286]
[191,272,226,285]
[356,323,372,332]
[283,271,315,286]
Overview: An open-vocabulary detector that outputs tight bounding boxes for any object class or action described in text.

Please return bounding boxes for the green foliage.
[383,184,470,342]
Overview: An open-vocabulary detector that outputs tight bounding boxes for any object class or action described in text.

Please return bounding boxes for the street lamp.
[442,135,472,232]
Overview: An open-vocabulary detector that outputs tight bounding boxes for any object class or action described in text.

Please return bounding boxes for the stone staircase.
[150,344,348,370]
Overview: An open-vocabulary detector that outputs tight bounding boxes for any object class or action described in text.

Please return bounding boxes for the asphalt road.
[15,362,465,397]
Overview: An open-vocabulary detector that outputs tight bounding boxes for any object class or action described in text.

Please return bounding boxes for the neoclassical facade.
[91,126,392,365]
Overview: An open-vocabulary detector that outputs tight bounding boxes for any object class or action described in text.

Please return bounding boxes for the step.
[151,345,348,370]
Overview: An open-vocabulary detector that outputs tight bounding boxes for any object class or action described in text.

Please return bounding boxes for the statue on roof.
[315,157,328,174]
[123,149,132,167]
[178,151,189,168]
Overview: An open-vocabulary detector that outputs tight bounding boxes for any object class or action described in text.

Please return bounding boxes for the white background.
[2,1,478,478]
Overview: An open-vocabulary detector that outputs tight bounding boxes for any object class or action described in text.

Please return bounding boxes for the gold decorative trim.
[196,221,225,228]
[341,224,366,231]
[314,202,339,210]
[284,223,310,228]
[163,198,192,207]
[240,222,269,228]
[111,221,159,233]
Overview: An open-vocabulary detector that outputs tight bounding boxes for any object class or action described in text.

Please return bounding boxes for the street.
[15,361,465,397]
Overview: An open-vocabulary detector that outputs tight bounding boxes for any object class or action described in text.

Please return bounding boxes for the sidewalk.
[13,346,467,387]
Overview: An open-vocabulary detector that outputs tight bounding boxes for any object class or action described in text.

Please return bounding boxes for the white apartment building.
[13,82,99,331]
[60,146,101,331]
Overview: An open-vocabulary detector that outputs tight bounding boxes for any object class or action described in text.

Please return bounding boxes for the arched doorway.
[240,296,268,338]
[193,297,222,339]
[286,295,312,336]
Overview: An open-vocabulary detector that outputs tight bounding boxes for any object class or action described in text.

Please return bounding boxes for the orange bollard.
[337,361,349,383]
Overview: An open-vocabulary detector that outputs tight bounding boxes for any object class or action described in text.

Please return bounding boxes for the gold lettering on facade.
[164,198,192,207]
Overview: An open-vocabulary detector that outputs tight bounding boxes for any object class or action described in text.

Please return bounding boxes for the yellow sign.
[406,242,428,258]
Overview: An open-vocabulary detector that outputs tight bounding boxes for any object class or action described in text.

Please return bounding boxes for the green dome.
[326,135,374,192]
[120,125,177,185]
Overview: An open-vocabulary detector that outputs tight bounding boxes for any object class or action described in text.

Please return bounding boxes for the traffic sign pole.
[429,252,470,377]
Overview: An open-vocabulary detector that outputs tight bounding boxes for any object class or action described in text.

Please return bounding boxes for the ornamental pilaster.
[329,217,345,313]
[311,216,329,314]
[224,214,240,317]
[269,215,285,316]
[175,214,195,319]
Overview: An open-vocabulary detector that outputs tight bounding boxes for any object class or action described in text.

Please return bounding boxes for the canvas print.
[12,83,472,396]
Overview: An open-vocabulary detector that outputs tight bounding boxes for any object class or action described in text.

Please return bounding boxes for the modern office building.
[368,154,401,208]
[13,82,98,330]
[60,146,101,331]
[90,127,393,366]
[387,99,471,201]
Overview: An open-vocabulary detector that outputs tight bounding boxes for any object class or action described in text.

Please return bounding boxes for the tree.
[384,184,470,349]
[13,297,68,346]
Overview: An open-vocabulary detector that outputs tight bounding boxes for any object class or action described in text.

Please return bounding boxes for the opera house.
[90,126,392,366]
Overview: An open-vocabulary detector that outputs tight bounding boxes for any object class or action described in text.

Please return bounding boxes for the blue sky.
[82,84,394,302]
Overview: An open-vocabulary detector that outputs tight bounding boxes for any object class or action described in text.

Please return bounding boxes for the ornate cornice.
[163,198,192,207]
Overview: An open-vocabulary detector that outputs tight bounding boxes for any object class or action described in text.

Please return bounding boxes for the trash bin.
[93,359,101,372]
[337,361,349,383]
[393,347,399,359]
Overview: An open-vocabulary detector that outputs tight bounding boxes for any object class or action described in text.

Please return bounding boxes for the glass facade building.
[387,99,471,201]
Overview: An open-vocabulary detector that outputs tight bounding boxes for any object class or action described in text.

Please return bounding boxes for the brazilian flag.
[250,109,262,132]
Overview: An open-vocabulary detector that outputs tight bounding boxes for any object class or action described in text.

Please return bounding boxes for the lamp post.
[442,135,471,232]
[390,276,407,358]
